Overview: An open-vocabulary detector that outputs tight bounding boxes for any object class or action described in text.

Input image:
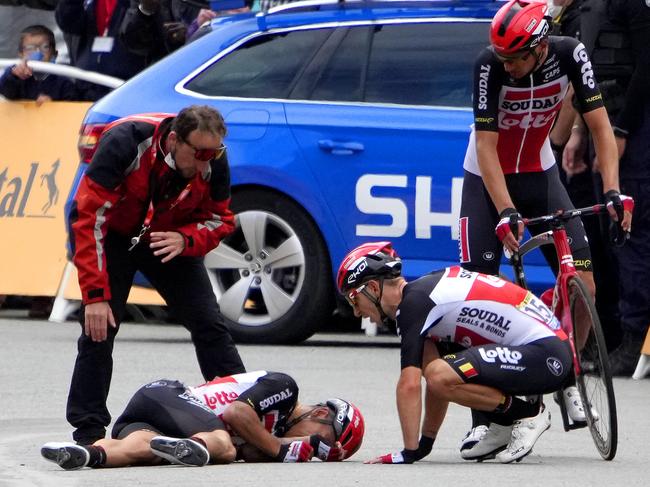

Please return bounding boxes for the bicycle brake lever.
[609,220,629,247]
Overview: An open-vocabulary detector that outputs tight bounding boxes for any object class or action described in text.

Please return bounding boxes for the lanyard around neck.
[128,163,193,252]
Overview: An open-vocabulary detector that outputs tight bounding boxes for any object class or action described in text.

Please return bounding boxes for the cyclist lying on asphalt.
[41,371,364,469]
[338,242,571,464]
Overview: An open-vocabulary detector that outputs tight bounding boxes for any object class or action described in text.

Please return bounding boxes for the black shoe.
[41,443,90,470]
[609,335,642,377]
[150,436,210,466]
[609,348,638,376]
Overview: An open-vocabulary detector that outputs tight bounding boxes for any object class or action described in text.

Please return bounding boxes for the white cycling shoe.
[555,386,600,423]
[460,423,513,461]
[496,405,551,464]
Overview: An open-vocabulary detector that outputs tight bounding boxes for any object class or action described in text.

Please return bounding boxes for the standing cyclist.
[458,0,632,456]
[338,242,571,464]
[66,105,245,445]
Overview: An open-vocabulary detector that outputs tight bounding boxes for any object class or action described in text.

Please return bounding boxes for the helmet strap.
[284,406,333,432]
[360,279,392,326]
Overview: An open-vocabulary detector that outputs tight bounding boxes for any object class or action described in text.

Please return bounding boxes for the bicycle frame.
[511,204,608,376]
[511,204,619,454]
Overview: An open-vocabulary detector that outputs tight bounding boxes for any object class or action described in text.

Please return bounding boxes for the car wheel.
[204,189,333,343]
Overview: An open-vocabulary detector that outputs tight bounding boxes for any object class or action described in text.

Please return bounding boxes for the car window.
[304,21,489,107]
[185,29,332,98]
[307,27,370,103]
[365,22,489,107]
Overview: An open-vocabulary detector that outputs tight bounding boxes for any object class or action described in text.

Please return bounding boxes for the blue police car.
[70,0,553,343]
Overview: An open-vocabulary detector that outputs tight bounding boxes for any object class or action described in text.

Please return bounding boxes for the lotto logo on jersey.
[499,111,557,130]
[203,390,239,409]
[478,347,523,364]
[572,43,595,89]
[498,82,563,130]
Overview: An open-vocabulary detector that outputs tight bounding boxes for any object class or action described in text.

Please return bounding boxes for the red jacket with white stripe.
[69,113,235,304]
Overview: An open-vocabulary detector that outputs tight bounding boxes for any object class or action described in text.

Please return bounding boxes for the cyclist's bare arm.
[583,107,632,230]
[550,84,578,147]
[420,341,447,439]
[396,366,423,450]
[584,107,619,192]
[475,130,515,214]
[476,130,521,251]
[222,401,282,457]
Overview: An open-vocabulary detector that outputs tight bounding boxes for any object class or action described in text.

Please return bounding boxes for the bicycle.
[509,204,618,460]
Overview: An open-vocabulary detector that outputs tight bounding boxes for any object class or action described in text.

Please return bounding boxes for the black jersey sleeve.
[558,36,605,113]
[397,284,436,370]
[235,372,299,419]
[85,121,155,190]
[472,47,502,132]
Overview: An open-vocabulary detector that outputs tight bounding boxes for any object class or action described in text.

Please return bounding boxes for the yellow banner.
[0,101,89,295]
[0,101,164,305]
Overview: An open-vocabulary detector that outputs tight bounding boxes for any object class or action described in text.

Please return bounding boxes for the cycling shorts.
[112,379,224,439]
[443,336,572,395]
[459,165,592,275]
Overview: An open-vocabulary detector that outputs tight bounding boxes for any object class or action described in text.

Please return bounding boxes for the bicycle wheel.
[567,276,618,460]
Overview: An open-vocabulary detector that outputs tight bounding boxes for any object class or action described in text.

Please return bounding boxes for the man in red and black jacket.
[66,105,245,445]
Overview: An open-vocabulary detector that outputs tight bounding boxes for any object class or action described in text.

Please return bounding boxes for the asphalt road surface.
[1,317,649,487]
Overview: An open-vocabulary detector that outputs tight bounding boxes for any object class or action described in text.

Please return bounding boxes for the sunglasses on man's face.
[495,50,534,64]
[345,284,367,307]
[180,136,226,162]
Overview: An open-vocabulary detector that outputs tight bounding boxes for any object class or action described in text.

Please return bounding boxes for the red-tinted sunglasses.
[345,283,367,307]
[180,136,226,161]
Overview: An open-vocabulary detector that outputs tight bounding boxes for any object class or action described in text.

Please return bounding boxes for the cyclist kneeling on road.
[41,371,364,469]
[339,242,570,464]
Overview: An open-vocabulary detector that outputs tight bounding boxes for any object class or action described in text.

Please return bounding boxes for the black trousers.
[66,232,245,442]
[616,179,650,340]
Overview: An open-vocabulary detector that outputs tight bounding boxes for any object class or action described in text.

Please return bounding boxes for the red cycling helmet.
[322,398,365,460]
[490,0,551,57]
[336,241,402,295]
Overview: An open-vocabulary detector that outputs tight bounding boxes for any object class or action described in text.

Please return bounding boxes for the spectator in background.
[0,1,69,62]
[552,0,649,376]
[547,0,623,352]
[119,0,200,66]
[604,0,650,376]
[0,24,77,103]
[0,22,76,319]
[55,0,148,100]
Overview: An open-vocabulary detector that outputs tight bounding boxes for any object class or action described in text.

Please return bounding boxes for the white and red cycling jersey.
[397,266,567,369]
[463,36,604,176]
[188,370,298,436]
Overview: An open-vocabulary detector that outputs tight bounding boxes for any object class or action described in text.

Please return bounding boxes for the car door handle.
[318,139,365,155]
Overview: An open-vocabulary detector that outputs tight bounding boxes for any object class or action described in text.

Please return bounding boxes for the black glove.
[414,435,435,461]
[604,190,634,247]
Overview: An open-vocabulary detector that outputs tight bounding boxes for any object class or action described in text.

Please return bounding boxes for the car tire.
[204,188,333,344]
